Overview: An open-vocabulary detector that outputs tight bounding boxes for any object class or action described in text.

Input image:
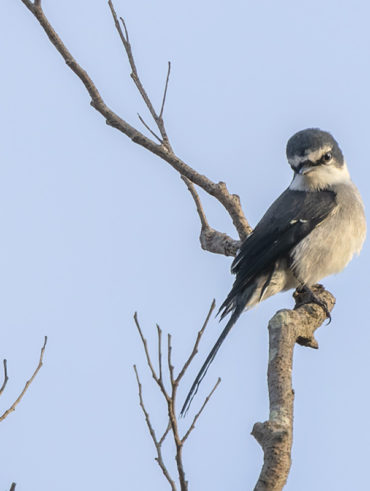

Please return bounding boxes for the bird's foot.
[295,284,331,323]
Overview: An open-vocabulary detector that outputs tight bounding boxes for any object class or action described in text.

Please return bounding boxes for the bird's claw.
[295,285,331,323]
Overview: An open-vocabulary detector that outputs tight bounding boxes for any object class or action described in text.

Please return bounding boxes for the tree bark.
[252,286,335,490]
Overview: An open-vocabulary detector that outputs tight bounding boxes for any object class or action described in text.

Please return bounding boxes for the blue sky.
[1,1,370,490]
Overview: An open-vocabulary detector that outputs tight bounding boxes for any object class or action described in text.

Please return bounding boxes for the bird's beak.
[298,161,314,175]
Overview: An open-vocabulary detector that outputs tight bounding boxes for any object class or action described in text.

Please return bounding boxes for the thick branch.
[252,285,335,490]
[20,0,251,242]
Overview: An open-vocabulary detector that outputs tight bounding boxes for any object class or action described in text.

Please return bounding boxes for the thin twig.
[181,176,209,229]
[159,420,171,446]
[167,334,175,387]
[157,324,163,382]
[0,337,47,422]
[133,305,219,490]
[0,360,9,396]
[108,0,172,149]
[133,365,177,491]
[134,312,158,381]
[119,17,129,43]
[182,377,221,443]
[159,62,171,119]
[138,114,163,143]
[176,300,215,383]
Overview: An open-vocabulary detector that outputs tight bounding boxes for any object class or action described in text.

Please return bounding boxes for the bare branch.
[159,420,171,446]
[0,337,47,422]
[133,313,158,382]
[167,334,175,387]
[252,285,335,490]
[156,324,163,382]
[176,299,215,383]
[182,377,220,443]
[133,365,177,491]
[159,62,171,119]
[119,17,130,43]
[181,176,209,229]
[108,0,172,149]
[19,0,251,243]
[0,360,9,396]
[134,303,219,490]
[181,177,241,256]
[9,483,16,491]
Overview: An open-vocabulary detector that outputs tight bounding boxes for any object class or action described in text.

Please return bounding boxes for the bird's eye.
[323,152,332,162]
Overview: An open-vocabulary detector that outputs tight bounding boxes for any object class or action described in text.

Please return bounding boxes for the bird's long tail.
[180,306,243,417]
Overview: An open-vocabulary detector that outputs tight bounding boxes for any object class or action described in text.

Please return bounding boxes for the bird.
[180,128,366,416]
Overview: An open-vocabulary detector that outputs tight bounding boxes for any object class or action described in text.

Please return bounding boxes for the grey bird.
[181,128,366,416]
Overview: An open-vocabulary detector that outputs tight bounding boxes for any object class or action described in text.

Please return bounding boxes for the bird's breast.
[289,182,366,286]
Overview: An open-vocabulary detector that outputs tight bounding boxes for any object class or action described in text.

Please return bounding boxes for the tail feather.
[180,307,243,417]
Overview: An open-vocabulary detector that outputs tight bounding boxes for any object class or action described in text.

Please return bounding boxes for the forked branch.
[133,302,220,490]
[20,0,251,243]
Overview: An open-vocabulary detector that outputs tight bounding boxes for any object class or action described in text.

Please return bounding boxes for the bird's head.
[287,128,350,191]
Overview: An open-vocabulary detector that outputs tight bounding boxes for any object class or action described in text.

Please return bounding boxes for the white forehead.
[288,144,332,169]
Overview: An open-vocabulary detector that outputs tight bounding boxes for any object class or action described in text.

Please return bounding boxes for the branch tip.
[159,61,171,119]
[176,299,215,384]
[0,359,9,396]
[0,337,47,422]
[119,17,130,42]
[182,377,221,440]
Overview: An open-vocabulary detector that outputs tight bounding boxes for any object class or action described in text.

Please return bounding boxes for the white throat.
[289,162,351,191]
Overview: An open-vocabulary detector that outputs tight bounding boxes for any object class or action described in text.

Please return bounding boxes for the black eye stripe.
[293,151,333,172]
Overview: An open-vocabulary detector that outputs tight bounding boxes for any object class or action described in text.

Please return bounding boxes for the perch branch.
[252,285,335,491]
[0,337,47,422]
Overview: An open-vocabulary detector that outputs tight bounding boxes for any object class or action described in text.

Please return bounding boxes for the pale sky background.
[1,1,370,490]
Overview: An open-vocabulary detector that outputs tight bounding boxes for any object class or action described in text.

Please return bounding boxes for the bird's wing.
[219,188,337,318]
